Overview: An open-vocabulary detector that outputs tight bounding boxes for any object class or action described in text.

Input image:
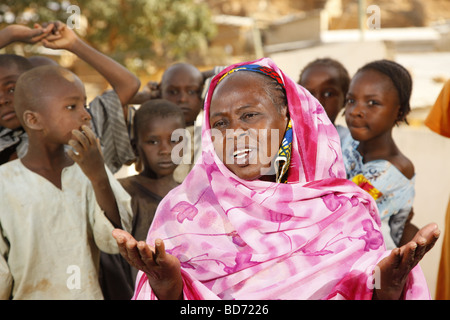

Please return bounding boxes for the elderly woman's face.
[209,72,288,181]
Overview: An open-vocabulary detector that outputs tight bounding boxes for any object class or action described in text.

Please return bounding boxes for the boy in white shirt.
[0,65,132,300]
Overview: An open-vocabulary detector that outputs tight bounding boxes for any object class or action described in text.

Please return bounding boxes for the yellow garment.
[351,174,383,200]
[429,80,450,299]
[425,79,450,138]
[436,197,450,299]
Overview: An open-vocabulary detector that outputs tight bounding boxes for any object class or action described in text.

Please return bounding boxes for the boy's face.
[135,116,185,178]
[160,68,203,126]
[299,65,345,124]
[38,77,91,144]
[0,64,23,130]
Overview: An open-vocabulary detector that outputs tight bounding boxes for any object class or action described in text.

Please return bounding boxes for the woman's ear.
[281,104,289,124]
[23,110,43,130]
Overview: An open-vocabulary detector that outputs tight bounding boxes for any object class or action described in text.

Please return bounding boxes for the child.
[0,54,33,164]
[130,63,204,182]
[0,24,57,164]
[99,99,185,299]
[0,22,140,173]
[0,65,132,299]
[298,58,350,132]
[158,63,204,127]
[0,24,60,163]
[160,63,204,182]
[340,59,415,249]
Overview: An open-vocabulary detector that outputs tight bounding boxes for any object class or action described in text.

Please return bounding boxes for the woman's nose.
[225,125,249,142]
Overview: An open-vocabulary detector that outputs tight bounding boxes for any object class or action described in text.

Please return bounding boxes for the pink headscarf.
[133,58,429,300]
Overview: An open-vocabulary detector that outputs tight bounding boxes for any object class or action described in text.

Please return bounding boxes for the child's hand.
[40,21,79,51]
[112,229,183,300]
[67,125,106,182]
[142,81,161,99]
[4,23,55,44]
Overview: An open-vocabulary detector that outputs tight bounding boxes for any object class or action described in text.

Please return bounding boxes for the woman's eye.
[7,87,15,94]
[66,105,75,110]
[242,113,258,120]
[212,120,226,128]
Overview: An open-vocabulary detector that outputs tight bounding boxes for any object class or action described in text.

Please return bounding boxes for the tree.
[0,0,217,70]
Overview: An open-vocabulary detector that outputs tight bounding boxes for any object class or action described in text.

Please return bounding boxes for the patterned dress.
[339,127,415,249]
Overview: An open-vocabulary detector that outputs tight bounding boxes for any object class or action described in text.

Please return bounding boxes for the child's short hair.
[14,65,83,130]
[133,99,185,139]
[356,59,412,124]
[0,54,33,73]
[299,58,350,95]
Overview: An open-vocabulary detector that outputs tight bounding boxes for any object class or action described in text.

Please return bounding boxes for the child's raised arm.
[41,21,140,119]
[0,23,54,49]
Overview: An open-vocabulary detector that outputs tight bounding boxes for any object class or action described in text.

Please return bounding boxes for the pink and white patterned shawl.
[132,58,429,300]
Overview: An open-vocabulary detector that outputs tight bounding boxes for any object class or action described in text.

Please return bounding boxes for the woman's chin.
[229,164,276,182]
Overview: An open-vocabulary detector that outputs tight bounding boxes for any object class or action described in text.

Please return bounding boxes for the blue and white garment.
[339,127,415,249]
[275,120,293,183]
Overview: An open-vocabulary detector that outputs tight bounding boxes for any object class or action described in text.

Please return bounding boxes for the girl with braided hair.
[341,59,417,250]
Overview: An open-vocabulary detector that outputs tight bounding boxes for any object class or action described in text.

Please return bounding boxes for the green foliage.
[0,0,217,69]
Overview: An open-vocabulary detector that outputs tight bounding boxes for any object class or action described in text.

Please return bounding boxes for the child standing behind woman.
[120,99,185,247]
[298,58,350,133]
[340,59,416,249]
[99,99,186,299]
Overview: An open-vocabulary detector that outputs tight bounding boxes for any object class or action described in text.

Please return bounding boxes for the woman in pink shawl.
[113,58,439,300]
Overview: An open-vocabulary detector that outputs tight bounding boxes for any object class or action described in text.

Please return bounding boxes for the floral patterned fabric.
[340,128,415,249]
[132,58,429,300]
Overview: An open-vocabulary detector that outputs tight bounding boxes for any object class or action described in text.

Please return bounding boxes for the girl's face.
[135,116,185,179]
[345,69,401,142]
[0,65,22,130]
[299,65,345,124]
[209,72,288,181]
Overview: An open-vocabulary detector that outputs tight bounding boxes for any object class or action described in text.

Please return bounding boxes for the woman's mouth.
[232,148,256,165]
[233,148,252,159]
